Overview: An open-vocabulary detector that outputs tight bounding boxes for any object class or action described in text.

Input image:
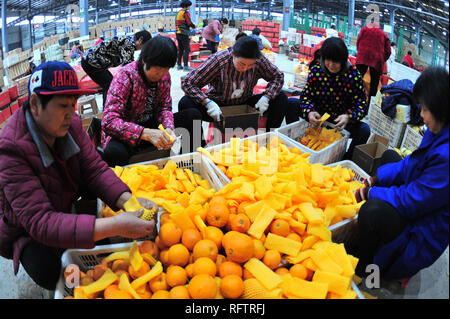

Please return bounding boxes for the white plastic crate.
[98,152,225,243]
[55,241,365,299]
[326,160,369,232]
[367,102,406,148]
[202,132,310,185]
[400,125,423,151]
[276,119,350,165]
[54,242,135,299]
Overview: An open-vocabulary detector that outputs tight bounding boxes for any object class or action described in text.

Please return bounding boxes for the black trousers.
[103,109,203,167]
[206,40,218,54]
[345,150,407,277]
[356,64,381,97]
[178,92,288,141]
[81,59,113,107]
[176,33,191,67]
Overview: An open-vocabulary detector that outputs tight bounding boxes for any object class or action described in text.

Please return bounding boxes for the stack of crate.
[241,20,281,53]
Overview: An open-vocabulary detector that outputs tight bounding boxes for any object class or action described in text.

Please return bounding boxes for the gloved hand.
[255,95,270,116]
[206,100,222,122]
[354,187,370,203]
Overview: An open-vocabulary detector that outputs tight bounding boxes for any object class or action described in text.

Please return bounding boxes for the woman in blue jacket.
[344,67,449,280]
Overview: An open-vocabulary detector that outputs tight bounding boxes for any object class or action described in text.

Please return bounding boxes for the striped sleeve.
[256,55,284,99]
[182,54,222,105]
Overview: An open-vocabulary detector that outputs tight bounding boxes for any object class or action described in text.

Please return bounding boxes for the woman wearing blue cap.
[0,61,156,291]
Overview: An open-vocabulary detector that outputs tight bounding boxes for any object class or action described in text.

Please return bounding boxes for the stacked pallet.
[241,20,281,53]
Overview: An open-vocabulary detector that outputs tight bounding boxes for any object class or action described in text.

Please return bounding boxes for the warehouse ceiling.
[1,0,448,45]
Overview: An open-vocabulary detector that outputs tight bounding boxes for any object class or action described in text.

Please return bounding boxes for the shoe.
[177,65,183,70]
[183,66,194,71]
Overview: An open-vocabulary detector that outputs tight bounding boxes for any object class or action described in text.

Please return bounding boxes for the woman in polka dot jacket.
[287,37,370,159]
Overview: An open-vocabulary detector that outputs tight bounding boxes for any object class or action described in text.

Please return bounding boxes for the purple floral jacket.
[101,61,175,149]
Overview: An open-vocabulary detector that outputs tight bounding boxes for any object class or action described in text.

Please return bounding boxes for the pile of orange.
[66,137,363,299]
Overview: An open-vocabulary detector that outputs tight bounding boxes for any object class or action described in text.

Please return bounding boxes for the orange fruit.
[269,219,290,237]
[181,228,202,251]
[290,264,309,280]
[230,213,250,233]
[262,250,281,270]
[237,201,252,215]
[215,254,227,274]
[220,275,244,299]
[155,235,167,250]
[275,267,290,276]
[249,232,266,243]
[105,289,133,299]
[185,263,194,278]
[206,196,230,227]
[92,264,108,281]
[128,260,150,279]
[252,239,266,260]
[159,249,170,266]
[222,231,254,264]
[136,284,153,299]
[243,268,254,280]
[192,239,218,261]
[151,290,170,299]
[188,274,217,299]
[159,222,182,247]
[218,261,243,278]
[138,240,159,259]
[168,243,190,267]
[209,195,228,207]
[160,212,172,226]
[166,265,188,287]
[111,259,130,273]
[286,232,302,243]
[169,285,191,299]
[149,273,168,293]
[103,284,120,299]
[204,226,224,249]
[193,257,217,277]
[113,270,130,284]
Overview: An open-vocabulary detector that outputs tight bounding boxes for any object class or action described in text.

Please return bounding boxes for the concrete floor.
[0,52,448,299]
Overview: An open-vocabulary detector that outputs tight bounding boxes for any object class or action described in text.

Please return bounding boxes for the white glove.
[206,100,222,122]
[255,95,270,116]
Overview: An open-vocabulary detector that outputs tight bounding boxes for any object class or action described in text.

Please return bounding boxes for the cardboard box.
[214,105,260,143]
[352,134,389,175]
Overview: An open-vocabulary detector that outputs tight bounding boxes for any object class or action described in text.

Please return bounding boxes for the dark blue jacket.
[369,125,449,279]
[380,79,422,125]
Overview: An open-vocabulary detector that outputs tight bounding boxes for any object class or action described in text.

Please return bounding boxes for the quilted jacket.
[0,108,130,274]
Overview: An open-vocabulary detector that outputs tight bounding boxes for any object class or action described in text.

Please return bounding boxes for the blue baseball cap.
[28,61,97,96]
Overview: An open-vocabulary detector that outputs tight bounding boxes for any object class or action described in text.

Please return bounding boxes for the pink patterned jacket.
[101,61,174,149]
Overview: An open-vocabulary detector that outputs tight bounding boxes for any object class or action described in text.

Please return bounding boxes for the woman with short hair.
[180,36,287,147]
[202,17,229,54]
[286,37,370,159]
[340,67,449,280]
[102,36,202,167]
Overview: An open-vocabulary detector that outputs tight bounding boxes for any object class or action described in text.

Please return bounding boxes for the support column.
[389,8,397,41]
[347,0,355,45]
[283,0,294,31]
[80,0,89,37]
[96,0,99,24]
[2,0,9,55]
[28,0,33,49]
[190,0,197,25]
[118,0,122,21]
[221,0,225,17]
[231,3,235,20]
